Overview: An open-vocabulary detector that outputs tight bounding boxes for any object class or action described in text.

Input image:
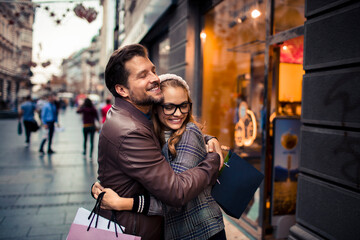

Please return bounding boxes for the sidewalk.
[0,108,249,240]
[0,108,97,239]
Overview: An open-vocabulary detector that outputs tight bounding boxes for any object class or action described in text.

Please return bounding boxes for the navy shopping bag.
[211,151,264,219]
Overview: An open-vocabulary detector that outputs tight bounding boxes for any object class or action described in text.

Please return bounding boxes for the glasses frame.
[160,102,192,116]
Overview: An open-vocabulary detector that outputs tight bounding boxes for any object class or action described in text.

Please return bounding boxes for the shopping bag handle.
[87,192,122,237]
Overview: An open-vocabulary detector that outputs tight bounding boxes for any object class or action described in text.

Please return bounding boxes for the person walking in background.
[95,74,226,240]
[39,93,58,154]
[101,98,112,123]
[18,95,37,147]
[77,98,99,160]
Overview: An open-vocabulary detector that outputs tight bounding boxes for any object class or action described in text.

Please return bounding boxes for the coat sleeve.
[118,127,220,207]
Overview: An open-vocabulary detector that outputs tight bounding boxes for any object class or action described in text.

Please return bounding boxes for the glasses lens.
[163,104,176,115]
[179,103,190,113]
[162,102,191,115]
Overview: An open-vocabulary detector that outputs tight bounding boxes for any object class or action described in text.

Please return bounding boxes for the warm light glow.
[251,9,261,19]
[282,45,288,51]
[200,32,207,40]
[237,17,242,23]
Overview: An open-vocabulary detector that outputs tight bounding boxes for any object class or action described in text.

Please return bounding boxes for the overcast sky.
[31,0,103,84]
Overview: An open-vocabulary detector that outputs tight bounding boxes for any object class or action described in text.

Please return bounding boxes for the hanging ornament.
[85,8,98,23]
[41,61,51,68]
[56,19,61,25]
[50,12,55,17]
[73,4,98,23]
[44,6,49,11]
[74,4,87,19]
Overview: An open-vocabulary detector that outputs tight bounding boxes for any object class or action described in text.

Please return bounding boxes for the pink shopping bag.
[67,207,141,240]
[67,223,141,240]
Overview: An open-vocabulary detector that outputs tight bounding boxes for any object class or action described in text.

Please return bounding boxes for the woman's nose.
[173,107,182,116]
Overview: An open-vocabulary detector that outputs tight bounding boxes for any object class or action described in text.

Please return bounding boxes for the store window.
[274,0,305,33]
[201,0,266,236]
[269,35,304,238]
[278,36,304,116]
[149,36,170,75]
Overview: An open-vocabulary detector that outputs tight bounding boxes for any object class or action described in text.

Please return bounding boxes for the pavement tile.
[37,204,92,217]
[1,213,66,228]
[17,235,62,240]
[68,193,93,204]
[0,196,19,208]
[15,195,68,207]
[0,226,30,239]
[0,208,39,217]
[28,224,71,237]
[0,183,28,194]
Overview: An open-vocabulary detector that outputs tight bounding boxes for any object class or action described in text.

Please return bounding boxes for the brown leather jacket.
[97,97,220,240]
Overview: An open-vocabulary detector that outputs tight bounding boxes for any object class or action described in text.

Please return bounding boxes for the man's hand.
[92,182,104,199]
[207,138,224,170]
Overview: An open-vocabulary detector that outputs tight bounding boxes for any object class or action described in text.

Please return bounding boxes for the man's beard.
[128,89,163,106]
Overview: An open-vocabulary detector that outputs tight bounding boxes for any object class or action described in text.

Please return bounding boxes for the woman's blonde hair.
[152,76,202,157]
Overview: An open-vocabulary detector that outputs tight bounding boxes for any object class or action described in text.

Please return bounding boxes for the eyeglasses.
[160,102,192,116]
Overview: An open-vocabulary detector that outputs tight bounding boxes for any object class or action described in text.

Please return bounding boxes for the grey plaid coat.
[150,122,225,240]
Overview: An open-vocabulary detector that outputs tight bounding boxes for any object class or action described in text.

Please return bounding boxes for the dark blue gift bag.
[211,151,264,219]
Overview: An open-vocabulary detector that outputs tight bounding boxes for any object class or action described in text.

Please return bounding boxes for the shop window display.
[201,0,266,236]
[274,0,305,34]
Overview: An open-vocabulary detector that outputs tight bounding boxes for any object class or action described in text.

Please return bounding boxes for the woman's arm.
[92,184,164,215]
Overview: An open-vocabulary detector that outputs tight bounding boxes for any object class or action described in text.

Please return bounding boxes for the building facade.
[119,0,360,239]
[61,34,102,96]
[0,0,34,111]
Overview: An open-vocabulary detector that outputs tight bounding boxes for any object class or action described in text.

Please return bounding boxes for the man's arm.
[123,131,220,207]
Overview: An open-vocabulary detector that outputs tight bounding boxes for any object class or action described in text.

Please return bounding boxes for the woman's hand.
[101,188,134,211]
[92,182,104,199]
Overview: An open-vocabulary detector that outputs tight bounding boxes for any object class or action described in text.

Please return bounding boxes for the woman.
[96,74,226,240]
[76,98,99,159]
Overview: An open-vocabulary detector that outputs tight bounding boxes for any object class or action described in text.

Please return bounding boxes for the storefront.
[199,0,305,238]
[121,0,306,238]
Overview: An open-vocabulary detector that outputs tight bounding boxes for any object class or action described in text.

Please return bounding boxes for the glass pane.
[201,0,266,235]
[274,0,305,33]
[158,37,170,75]
[278,36,304,116]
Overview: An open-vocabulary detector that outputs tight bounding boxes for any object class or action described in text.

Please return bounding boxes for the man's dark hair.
[105,44,148,97]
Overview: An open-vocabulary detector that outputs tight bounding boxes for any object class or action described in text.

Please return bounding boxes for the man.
[18,96,37,147]
[39,93,58,154]
[92,44,222,239]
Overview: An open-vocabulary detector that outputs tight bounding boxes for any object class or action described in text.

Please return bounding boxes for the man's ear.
[115,84,129,98]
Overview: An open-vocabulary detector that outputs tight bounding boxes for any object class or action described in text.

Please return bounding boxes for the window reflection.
[274,0,305,33]
[202,1,266,234]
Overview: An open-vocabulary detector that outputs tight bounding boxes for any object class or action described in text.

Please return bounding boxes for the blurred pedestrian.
[18,96,38,147]
[77,98,99,160]
[39,93,58,154]
[101,98,112,123]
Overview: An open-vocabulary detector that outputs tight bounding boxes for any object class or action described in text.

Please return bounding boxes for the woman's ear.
[115,84,129,98]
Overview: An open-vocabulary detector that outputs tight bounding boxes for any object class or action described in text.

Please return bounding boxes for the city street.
[0,108,249,240]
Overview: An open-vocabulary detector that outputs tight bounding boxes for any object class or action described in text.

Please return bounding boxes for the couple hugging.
[91,44,226,240]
